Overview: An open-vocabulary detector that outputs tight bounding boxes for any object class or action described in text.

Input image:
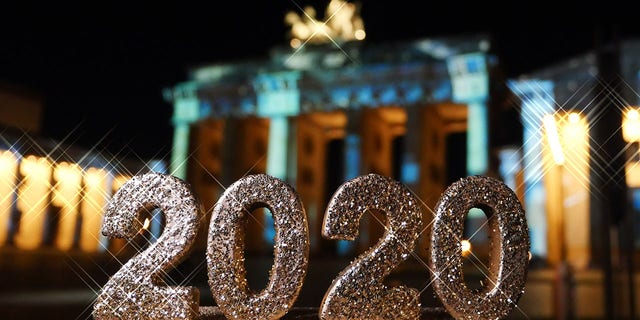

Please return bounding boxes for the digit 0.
[430,175,530,319]
[207,174,309,319]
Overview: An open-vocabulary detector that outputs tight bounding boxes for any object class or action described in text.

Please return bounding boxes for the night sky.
[0,1,637,161]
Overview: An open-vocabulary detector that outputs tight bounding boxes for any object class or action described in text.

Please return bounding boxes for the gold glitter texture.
[207,174,309,319]
[93,172,203,320]
[430,175,530,320]
[319,173,423,320]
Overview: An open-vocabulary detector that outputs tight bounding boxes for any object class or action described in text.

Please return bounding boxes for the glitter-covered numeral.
[430,175,530,320]
[319,173,422,319]
[207,174,309,320]
[93,172,203,320]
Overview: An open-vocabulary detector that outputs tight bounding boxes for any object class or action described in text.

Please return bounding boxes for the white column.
[447,52,489,175]
[266,116,289,180]
[508,79,556,258]
[255,71,301,182]
[169,84,201,180]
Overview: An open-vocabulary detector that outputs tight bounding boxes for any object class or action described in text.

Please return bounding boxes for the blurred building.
[163,33,504,257]
[0,84,155,254]
[507,37,640,319]
[162,5,640,318]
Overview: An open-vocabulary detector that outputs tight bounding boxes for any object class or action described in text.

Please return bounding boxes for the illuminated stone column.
[254,71,301,182]
[169,83,201,180]
[14,155,52,250]
[508,79,555,259]
[52,162,82,250]
[253,71,301,249]
[542,112,591,269]
[267,117,290,179]
[0,150,18,246]
[497,146,525,205]
[79,167,112,252]
[447,52,489,175]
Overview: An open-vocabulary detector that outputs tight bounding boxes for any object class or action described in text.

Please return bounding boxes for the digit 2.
[319,173,423,319]
[93,172,204,320]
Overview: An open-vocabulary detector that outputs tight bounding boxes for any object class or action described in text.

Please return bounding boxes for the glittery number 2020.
[93,172,529,320]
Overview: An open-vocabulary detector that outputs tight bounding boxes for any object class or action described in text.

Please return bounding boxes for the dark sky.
[0,1,637,161]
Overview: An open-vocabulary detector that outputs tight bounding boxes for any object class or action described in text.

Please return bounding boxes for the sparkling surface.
[93,172,204,320]
[430,175,530,320]
[196,307,453,319]
[319,173,423,319]
[207,174,309,320]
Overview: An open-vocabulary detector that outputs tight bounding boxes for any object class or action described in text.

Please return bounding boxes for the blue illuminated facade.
[164,34,498,254]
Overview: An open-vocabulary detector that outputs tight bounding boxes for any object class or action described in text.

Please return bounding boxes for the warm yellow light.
[15,155,52,250]
[568,112,580,124]
[0,150,16,173]
[0,149,17,246]
[623,107,640,142]
[20,155,49,177]
[112,174,131,192]
[54,162,81,184]
[85,167,105,187]
[625,162,640,188]
[543,115,565,165]
[80,167,110,253]
[461,239,472,256]
[52,162,82,207]
[562,112,587,143]
[285,0,366,44]
[290,38,301,49]
[142,217,151,231]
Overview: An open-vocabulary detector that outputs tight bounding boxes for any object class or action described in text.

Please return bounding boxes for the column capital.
[446,52,489,102]
[507,78,555,101]
[253,71,302,118]
[164,82,202,125]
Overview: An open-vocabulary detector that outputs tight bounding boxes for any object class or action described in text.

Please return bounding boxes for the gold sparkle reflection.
[579,74,639,195]
[285,0,361,66]
[460,239,472,257]
[509,78,598,200]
